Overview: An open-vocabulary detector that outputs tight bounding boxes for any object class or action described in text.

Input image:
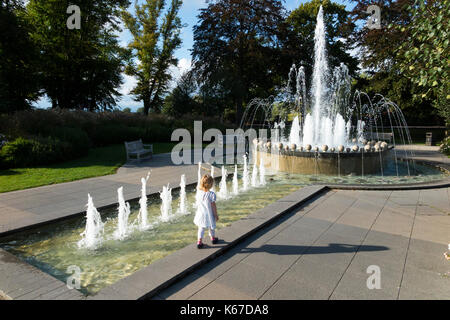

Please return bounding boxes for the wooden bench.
[365,132,393,143]
[124,140,153,162]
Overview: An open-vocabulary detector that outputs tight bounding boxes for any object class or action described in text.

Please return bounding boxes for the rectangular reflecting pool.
[0,174,302,295]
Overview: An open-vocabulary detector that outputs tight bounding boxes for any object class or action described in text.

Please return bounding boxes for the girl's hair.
[200,174,214,191]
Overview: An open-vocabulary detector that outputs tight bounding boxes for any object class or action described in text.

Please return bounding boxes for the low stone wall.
[257,148,392,175]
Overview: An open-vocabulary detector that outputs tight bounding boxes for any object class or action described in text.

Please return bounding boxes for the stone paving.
[154,188,450,300]
[397,145,450,166]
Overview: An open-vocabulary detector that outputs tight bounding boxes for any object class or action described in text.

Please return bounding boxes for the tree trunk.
[143,96,150,116]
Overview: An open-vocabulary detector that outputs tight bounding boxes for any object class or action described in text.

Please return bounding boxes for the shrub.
[0,137,77,168]
[440,136,450,156]
[0,109,236,167]
[0,137,34,168]
[46,127,90,157]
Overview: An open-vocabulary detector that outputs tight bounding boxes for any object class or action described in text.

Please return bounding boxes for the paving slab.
[157,188,449,300]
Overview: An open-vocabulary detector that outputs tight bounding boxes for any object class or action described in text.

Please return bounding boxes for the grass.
[0,142,185,193]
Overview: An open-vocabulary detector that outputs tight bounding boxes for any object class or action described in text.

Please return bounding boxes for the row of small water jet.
[233,165,239,196]
[77,194,104,250]
[176,174,189,215]
[114,186,131,240]
[160,184,173,223]
[218,166,229,200]
[79,171,192,250]
[79,157,269,250]
[137,172,151,230]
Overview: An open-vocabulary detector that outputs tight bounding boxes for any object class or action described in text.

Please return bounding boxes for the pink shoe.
[197,240,204,249]
[211,237,219,244]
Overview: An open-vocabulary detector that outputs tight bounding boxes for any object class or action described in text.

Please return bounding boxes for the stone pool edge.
[88,185,329,300]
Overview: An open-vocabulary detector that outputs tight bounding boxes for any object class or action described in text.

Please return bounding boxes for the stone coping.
[257,146,391,159]
[0,248,85,300]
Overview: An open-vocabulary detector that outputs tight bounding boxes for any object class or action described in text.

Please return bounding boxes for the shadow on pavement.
[240,243,389,255]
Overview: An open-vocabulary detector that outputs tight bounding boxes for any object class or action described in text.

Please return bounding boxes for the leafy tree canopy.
[26,0,129,111]
[122,0,183,115]
[192,0,287,124]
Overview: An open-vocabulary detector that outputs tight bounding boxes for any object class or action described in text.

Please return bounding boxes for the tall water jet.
[160,184,173,222]
[289,116,301,147]
[243,155,250,191]
[115,187,131,240]
[78,194,104,249]
[311,5,328,145]
[298,5,350,149]
[137,172,151,230]
[177,174,189,215]
[218,166,228,199]
[232,165,239,195]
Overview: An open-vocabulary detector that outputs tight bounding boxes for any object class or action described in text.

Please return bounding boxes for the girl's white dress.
[194,190,217,229]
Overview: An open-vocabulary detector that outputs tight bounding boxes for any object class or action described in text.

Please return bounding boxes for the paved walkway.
[0,151,216,235]
[155,188,450,300]
[397,145,450,166]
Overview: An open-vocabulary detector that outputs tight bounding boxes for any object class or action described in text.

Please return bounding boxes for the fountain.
[137,172,151,230]
[2,5,447,297]
[218,166,229,199]
[233,165,239,195]
[251,160,259,187]
[242,155,250,191]
[160,184,173,222]
[114,187,131,240]
[78,194,104,249]
[177,174,189,215]
[243,6,412,176]
[259,157,266,186]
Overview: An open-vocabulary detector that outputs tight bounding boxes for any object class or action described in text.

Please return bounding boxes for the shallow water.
[0,161,446,295]
[0,177,300,295]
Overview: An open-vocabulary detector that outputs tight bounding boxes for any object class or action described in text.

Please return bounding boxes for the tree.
[348,0,447,125]
[122,0,183,115]
[162,71,199,117]
[192,0,287,125]
[26,0,129,111]
[284,0,358,82]
[395,0,449,125]
[348,0,412,72]
[0,0,41,113]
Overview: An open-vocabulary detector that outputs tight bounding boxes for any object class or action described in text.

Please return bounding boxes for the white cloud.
[119,74,137,95]
[178,58,192,75]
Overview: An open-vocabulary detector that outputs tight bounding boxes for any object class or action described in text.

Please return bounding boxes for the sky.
[35,0,354,111]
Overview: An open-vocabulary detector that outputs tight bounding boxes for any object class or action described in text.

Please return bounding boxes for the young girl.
[194,174,219,249]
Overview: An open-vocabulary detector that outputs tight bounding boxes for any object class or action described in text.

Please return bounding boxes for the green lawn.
[0,142,184,193]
